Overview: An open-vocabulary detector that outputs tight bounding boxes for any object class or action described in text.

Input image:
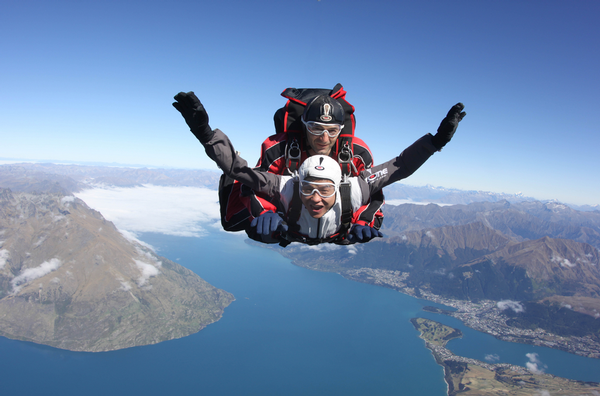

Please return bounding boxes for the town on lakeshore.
[343,268,600,359]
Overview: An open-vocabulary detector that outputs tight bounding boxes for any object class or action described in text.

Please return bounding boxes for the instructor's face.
[306,132,337,156]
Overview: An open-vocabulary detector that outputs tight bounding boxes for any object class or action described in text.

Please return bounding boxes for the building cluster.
[343,268,600,359]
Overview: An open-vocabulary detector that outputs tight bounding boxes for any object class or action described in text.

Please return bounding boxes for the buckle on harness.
[287,138,301,173]
[337,141,358,176]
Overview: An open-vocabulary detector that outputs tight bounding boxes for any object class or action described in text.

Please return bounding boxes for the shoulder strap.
[338,179,353,235]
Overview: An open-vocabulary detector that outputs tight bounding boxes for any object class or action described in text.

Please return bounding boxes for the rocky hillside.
[381,200,600,249]
[0,188,233,352]
[276,201,600,331]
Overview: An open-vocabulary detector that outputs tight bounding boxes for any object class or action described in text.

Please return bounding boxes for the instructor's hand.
[173,91,214,143]
[431,103,466,150]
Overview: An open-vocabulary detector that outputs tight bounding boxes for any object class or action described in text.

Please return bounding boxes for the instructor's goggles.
[300,181,337,198]
[302,120,344,138]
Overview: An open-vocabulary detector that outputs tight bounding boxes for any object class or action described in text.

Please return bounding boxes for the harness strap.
[339,180,352,235]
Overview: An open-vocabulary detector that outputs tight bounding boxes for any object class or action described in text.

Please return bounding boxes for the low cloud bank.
[0,249,9,270]
[134,259,160,286]
[75,185,221,237]
[484,353,500,362]
[497,300,525,313]
[299,243,358,255]
[526,352,547,374]
[11,258,62,293]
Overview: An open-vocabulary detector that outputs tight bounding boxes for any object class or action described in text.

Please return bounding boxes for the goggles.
[300,181,337,198]
[302,120,344,138]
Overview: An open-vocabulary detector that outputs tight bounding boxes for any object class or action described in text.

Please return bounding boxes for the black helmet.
[302,95,345,125]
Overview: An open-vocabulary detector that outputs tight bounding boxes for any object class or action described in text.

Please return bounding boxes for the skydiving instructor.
[173,91,466,245]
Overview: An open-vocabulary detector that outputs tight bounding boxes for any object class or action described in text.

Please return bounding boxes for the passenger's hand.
[346,225,383,243]
[431,103,466,150]
[172,91,214,143]
[251,211,288,236]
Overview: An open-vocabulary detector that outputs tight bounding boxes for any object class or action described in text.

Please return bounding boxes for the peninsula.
[411,317,600,396]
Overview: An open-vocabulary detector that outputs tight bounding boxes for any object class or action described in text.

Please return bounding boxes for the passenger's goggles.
[302,120,344,138]
[300,181,337,198]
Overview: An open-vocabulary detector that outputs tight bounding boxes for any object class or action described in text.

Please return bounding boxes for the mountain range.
[0,162,221,193]
[276,200,600,339]
[1,162,600,346]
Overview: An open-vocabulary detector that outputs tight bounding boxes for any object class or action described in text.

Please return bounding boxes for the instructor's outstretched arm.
[360,103,466,197]
[173,91,282,197]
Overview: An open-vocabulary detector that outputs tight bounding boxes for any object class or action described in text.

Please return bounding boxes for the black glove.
[431,102,466,150]
[250,211,288,236]
[346,225,383,243]
[172,91,215,144]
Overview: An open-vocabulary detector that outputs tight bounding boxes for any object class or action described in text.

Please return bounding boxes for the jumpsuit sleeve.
[202,129,282,198]
[357,133,439,203]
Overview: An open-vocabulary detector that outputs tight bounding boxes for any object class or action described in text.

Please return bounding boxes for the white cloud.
[300,243,342,252]
[119,229,156,251]
[75,185,221,237]
[525,353,547,374]
[484,354,500,362]
[136,248,162,268]
[0,249,9,270]
[34,236,46,247]
[551,254,575,268]
[299,243,361,255]
[11,258,62,292]
[134,259,160,286]
[497,300,525,313]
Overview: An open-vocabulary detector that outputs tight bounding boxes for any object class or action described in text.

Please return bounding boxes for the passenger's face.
[299,178,337,219]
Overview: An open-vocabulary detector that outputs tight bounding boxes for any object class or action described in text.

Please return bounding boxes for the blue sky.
[1,0,598,206]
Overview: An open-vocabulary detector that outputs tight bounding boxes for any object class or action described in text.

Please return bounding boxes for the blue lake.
[1,231,599,395]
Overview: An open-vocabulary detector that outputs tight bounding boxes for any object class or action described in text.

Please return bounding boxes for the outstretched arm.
[359,103,466,198]
[173,91,282,197]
